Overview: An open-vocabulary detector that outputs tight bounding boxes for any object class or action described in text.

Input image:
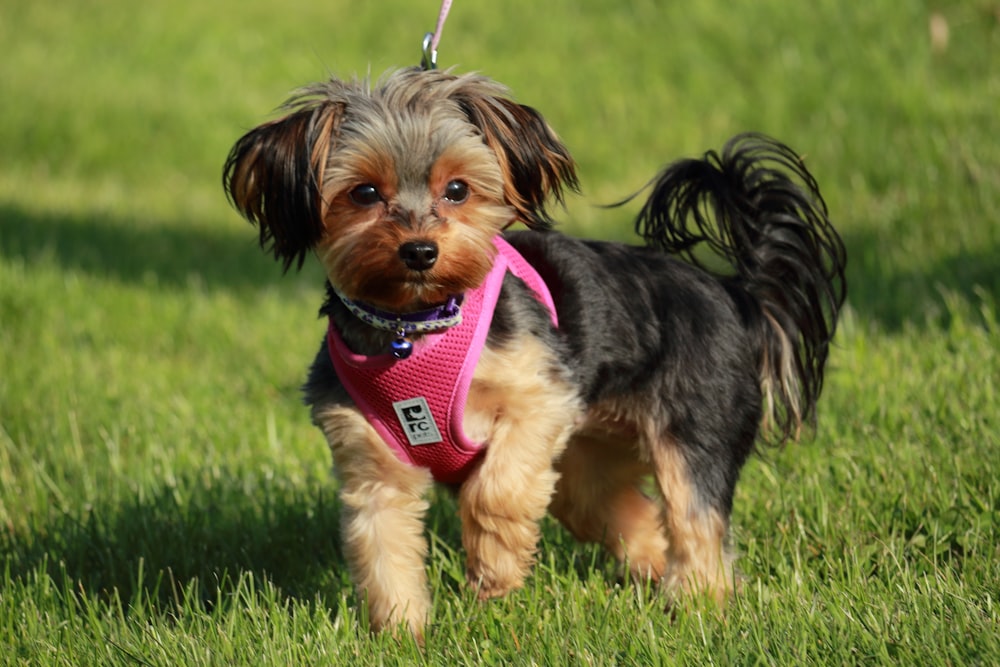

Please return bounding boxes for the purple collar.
[332,289,465,359]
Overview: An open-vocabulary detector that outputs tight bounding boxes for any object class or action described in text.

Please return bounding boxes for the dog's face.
[224,68,577,312]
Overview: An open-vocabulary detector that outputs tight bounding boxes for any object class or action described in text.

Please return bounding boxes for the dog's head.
[223,67,577,311]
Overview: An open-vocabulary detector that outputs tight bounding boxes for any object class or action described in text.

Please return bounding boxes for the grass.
[1,0,998,664]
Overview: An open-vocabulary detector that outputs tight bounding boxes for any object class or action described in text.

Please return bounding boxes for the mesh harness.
[326,237,557,485]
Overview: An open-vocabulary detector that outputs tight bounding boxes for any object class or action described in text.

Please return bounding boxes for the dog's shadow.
[5,468,616,617]
[6,469,352,613]
[0,202,324,294]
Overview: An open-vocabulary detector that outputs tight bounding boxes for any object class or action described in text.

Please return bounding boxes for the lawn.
[1,0,998,664]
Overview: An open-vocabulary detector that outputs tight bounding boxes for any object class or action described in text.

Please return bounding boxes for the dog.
[223,67,847,638]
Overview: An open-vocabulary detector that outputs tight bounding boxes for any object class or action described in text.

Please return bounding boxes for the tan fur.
[283,71,584,637]
[303,78,543,314]
[552,396,736,602]
[316,358,736,637]
[311,332,580,635]
[760,309,803,439]
[651,441,736,603]
[460,334,581,598]
[550,432,668,581]
[230,69,744,640]
[312,404,435,638]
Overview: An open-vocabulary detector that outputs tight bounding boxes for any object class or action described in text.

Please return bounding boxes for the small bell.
[390,330,414,360]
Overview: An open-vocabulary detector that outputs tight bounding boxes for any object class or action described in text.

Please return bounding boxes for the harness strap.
[326,236,556,484]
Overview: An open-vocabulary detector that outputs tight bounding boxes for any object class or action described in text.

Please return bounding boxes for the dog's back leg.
[649,437,738,605]
[550,433,668,582]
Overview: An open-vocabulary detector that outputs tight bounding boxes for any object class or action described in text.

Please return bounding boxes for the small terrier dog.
[224,67,846,638]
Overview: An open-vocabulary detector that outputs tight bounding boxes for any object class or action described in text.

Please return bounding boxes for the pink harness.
[326,237,557,485]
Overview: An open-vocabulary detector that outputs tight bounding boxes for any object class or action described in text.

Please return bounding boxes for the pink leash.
[421,0,454,70]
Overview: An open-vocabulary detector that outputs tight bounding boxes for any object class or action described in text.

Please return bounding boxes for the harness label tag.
[392,397,443,446]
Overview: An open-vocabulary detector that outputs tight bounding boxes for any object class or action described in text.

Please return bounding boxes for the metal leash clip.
[420,32,437,70]
[420,0,452,70]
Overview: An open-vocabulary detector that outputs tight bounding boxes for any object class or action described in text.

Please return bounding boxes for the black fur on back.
[505,230,764,511]
[302,132,846,517]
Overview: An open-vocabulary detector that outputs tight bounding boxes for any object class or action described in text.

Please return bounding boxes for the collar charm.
[333,291,464,359]
[391,329,414,359]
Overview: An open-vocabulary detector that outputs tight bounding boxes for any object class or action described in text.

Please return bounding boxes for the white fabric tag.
[392,397,443,446]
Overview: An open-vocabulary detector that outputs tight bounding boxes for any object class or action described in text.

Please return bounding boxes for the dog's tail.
[635,133,847,443]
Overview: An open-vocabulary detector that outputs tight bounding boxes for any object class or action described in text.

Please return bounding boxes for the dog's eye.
[443,180,469,204]
[349,184,382,207]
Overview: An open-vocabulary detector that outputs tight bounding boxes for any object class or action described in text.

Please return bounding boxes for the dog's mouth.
[343,275,459,314]
[324,257,459,314]
[325,238,496,313]
[359,258,490,313]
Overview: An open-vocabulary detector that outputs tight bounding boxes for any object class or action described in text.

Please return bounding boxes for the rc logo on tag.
[392,397,443,446]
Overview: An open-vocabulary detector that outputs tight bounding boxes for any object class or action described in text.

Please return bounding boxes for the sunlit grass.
[1,0,998,664]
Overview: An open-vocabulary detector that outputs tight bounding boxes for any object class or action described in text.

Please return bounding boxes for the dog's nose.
[398,241,439,271]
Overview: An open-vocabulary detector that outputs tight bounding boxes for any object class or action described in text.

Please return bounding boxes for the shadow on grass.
[0,202,323,293]
[2,472,349,613]
[841,228,999,331]
[3,202,995,330]
[2,468,621,621]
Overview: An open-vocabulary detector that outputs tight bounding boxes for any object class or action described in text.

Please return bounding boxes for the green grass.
[1,0,998,664]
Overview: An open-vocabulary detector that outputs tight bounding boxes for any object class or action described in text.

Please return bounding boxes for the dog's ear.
[454,89,578,229]
[223,97,344,271]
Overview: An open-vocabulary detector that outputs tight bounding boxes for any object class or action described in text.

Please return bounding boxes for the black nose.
[398,241,439,271]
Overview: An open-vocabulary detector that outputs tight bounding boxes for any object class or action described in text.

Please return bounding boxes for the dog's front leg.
[459,441,566,599]
[315,405,434,638]
[458,339,579,599]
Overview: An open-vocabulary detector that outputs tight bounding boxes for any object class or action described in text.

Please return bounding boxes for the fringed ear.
[223,96,344,271]
[455,92,578,229]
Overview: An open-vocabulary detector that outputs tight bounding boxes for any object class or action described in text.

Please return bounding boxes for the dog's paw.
[468,573,517,601]
[466,558,528,601]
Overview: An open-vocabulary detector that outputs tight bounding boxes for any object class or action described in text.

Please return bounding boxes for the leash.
[420,0,453,69]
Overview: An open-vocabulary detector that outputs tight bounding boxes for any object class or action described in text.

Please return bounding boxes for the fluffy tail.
[635,133,847,442]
